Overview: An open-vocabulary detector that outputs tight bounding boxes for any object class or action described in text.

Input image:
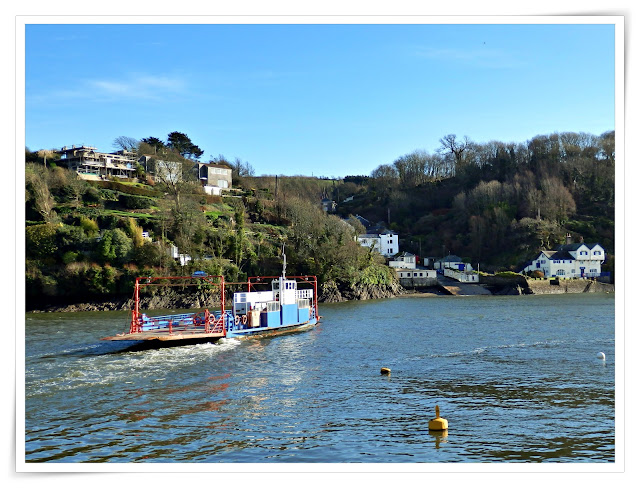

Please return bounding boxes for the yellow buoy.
[380,367,391,375]
[428,405,448,431]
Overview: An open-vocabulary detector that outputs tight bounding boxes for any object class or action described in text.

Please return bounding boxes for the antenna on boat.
[282,243,287,277]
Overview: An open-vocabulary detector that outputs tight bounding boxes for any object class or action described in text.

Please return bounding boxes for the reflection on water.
[24,294,615,463]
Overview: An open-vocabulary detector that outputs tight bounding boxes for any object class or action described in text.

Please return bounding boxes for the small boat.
[102,253,319,348]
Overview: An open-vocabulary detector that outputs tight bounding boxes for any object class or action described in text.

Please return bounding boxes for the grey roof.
[438,254,463,262]
[555,243,603,252]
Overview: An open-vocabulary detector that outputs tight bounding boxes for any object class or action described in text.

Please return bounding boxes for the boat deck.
[103,328,225,342]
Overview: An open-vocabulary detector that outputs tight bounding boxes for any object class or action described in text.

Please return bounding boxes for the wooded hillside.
[24,130,614,310]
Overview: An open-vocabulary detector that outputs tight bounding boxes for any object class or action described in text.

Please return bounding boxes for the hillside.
[24,130,615,310]
[330,131,615,275]
[24,163,395,311]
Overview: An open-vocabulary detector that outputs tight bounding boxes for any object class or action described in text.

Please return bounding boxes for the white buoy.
[597,352,606,360]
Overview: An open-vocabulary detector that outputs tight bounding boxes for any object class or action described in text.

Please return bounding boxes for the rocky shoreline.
[26,280,405,313]
[25,277,614,313]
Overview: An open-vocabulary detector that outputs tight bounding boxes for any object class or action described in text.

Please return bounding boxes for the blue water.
[23,293,615,463]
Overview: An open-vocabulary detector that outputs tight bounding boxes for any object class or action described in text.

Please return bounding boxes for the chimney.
[565,233,572,245]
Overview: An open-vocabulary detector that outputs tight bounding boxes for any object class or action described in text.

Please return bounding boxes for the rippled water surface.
[24,294,615,463]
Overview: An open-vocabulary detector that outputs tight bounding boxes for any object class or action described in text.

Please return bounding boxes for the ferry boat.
[102,256,319,347]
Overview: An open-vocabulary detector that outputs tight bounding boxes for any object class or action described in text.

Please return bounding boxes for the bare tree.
[113,136,139,152]
[25,164,57,223]
[439,134,472,167]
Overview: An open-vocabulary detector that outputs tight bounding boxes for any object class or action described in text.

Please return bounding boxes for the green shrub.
[26,223,58,258]
[132,242,162,267]
[97,228,133,264]
[91,180,161,197]
[82,186,102,204]
[118,193,155,209]
[62,250,81,264]
[79,216,99,237]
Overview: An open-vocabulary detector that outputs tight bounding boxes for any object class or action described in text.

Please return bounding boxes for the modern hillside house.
[522,237,606,278]
[58,145,137,180]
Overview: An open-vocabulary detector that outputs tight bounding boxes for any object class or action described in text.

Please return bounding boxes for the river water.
[23,293,615,464]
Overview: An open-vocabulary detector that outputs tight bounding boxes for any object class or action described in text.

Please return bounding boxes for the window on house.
[594,251,601,255]
[557,269,565,276]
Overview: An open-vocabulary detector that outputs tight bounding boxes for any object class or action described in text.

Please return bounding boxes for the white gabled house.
[357,230,399,257]
[522,240,606,278]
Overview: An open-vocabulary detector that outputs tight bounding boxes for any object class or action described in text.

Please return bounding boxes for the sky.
[24,21,616,178]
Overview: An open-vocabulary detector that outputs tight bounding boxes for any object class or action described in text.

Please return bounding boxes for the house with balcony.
[389,252,418,269]
[59,145,137,180]
[521,236,606,279]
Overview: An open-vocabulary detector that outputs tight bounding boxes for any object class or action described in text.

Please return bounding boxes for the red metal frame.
[129,275,225,334]
[127,274,319,335]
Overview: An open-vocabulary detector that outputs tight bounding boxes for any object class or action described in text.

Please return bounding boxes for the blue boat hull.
[225,316,319,339]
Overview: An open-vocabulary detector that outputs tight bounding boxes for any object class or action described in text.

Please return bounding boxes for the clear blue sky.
[25,22,615,178]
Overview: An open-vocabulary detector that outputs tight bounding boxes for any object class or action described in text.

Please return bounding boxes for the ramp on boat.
[103,330,225,342]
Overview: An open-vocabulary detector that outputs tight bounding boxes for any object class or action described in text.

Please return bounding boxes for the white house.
[522,242,606,278]
[444,268,479,282]
[357,230,399,257]
[59,145,137,180]
[389,252,417,269]
[395,268,437,287]
[167,244,192,266]
[435,255,472,272]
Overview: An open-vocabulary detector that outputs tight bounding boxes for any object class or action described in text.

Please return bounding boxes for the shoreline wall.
[25,278,615,313]
[525,279,614,295]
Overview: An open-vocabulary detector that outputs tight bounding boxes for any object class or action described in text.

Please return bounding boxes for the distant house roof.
[536,243,604,260]
[438,254,463,262]
[555,243,603,252]
[397,252,415,258]
[354,215,370,227]
[201,161,233,169]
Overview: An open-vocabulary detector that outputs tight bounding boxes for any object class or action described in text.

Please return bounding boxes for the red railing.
[129,275,225,334]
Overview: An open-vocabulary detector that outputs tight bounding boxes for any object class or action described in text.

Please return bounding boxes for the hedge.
[90,180,162,198]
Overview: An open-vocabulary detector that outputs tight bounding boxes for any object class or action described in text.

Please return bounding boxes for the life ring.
[242,314,247,325]
[235,315,240,325]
